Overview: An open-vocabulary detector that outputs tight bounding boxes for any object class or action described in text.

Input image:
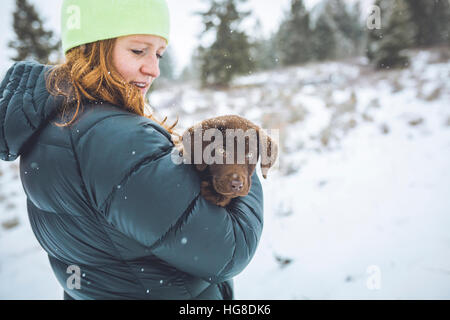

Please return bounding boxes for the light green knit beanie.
[61,0,170,54]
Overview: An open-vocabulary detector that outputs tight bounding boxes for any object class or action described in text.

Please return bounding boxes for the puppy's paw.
[201,181,231,207]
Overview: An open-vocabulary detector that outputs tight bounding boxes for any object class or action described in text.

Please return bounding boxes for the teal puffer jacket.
[0,61,264,300]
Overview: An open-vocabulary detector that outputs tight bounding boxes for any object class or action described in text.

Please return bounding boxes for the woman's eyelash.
[131,50,163,60]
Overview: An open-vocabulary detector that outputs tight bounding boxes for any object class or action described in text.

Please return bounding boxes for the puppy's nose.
[231,179,244,192]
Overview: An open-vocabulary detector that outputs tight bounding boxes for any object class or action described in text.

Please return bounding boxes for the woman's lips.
[131,82,150,94]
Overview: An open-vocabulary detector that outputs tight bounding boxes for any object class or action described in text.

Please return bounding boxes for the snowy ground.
[1,48,449,299]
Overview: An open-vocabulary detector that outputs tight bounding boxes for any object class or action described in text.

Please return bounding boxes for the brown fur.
[174,115,278,207]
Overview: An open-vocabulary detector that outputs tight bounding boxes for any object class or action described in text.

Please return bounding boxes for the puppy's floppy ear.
[181,123,209,171]
[257,128,278,179]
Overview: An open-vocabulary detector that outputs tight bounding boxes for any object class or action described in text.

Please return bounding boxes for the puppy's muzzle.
[231,179,244,192]
[213,173,248,197]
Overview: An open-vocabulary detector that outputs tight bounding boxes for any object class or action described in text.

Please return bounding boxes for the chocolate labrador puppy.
[173,115,278,207]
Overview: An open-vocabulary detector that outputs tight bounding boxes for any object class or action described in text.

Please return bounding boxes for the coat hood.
[0,61,64,162]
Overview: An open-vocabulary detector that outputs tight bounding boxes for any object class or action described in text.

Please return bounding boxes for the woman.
[0,0,263,300]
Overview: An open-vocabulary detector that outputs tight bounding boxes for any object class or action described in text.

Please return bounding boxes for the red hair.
[46,38,178,133]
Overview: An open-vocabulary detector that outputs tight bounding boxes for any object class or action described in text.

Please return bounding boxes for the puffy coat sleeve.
[75,113,263,283]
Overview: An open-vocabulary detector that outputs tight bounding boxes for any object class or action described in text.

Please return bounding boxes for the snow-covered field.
[1,48,449,299]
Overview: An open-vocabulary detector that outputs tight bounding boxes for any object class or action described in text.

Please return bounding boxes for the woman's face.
[112,34,167,96]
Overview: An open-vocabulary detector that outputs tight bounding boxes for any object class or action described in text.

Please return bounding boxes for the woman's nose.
[141,56,160,79]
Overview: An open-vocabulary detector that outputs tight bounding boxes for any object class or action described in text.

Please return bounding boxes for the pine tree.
[327,0,364,57]
[250,19,281,71]
[197,0,254,87]
[252,34,281,71]
[276,0,313,66]
[8,0,61,64]
[367,0,415,69]
[407,0,450,47]
[429,0,450,45]
[309,0,363,61]
[348,2,365,55]
[406,0,433,47]
[311,10,337,61]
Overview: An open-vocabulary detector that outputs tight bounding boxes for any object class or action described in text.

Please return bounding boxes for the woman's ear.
[257,128,278,179]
